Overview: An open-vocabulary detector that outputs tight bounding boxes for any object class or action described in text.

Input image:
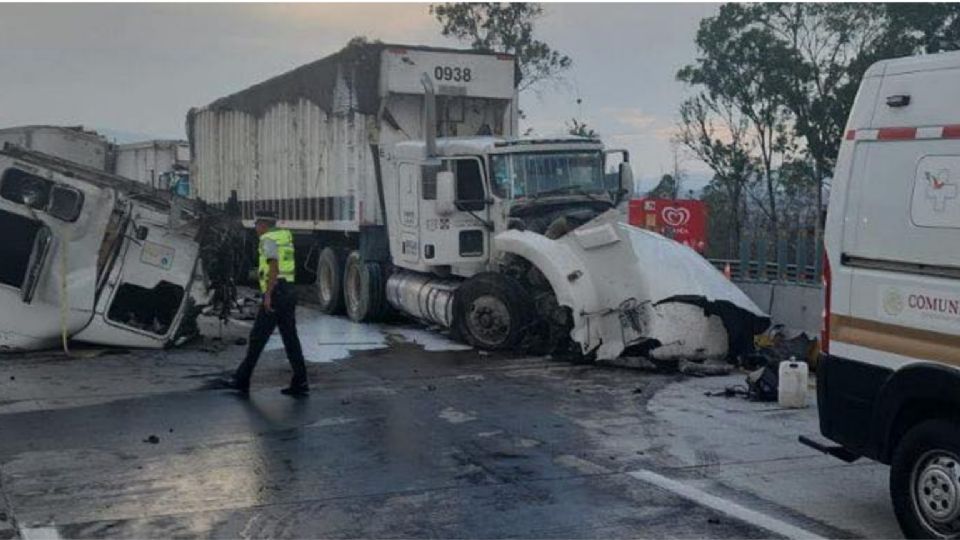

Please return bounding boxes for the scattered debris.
[599,356,658,371]
[340,399,351,405]
[426,384,437,391]
[143,435,160,444]
[678,359,733,377]
[754,325,818,364]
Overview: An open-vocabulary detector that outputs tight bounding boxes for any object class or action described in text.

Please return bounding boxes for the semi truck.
[188,41,768,360]
[0,144,232,352]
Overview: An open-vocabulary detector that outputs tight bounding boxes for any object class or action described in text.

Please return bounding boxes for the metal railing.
[709,235,823,285]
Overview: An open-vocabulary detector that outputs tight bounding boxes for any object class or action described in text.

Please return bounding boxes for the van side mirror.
[436,171,456,216]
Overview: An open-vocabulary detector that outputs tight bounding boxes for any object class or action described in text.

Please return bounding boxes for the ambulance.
[816,50,960,538]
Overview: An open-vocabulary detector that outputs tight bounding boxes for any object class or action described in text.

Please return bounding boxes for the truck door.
[397,162,420,265]
[421,157,490,266]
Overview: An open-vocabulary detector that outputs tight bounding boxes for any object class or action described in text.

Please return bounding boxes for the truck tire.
[891,418,960,539]
[454,273,533,351]
[315,247,344,314]
[343,251,385,322]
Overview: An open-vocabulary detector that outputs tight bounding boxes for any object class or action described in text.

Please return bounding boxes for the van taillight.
[821,250,831,355]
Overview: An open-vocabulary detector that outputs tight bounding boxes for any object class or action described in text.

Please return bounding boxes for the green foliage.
[680,3,960,257]
[566,118,597,138]
[429,3,572,91]
[647,174,678,200]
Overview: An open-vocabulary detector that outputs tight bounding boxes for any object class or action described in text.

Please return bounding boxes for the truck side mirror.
[619,162,634,201]
[436,171,456,216]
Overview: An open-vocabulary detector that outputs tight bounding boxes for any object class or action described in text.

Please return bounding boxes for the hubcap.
[465,295,511,348]
[913,450,960,535]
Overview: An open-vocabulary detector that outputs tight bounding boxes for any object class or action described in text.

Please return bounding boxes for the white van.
[817,50,960,538]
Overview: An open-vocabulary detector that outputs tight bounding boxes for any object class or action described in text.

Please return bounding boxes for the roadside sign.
[628,198,707,253]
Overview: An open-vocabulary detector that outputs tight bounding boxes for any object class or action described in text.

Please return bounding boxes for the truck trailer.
[0,125,114,172]
[188,41,768,360]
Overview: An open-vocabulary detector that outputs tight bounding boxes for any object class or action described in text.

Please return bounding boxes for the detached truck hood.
[495,210,769,360]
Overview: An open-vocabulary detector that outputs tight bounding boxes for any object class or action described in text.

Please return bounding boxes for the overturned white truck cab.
[190,41,767,360]
[0,145,225,352]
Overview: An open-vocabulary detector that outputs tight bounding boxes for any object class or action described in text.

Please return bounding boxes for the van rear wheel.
[891,418,960,539]
[315,247,344,314]
[343,251,385,322]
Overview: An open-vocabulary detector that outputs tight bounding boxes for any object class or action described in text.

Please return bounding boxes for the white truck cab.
[0,145,217,352]
[816,50,960,538]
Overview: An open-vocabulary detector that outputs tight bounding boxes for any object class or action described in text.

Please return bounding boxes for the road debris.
[678,359,733,377]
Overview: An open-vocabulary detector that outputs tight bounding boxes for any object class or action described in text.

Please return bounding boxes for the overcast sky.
[0,2,719,191]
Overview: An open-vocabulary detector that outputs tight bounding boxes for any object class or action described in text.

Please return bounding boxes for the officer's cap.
[254,209,278,224]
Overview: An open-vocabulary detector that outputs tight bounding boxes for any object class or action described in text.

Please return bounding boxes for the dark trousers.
[234,281,308,388]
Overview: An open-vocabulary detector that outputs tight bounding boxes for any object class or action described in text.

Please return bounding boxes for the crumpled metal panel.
[495,210,768,360]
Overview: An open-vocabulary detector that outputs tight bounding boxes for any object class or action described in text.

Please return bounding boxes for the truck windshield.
[491,151,605,199]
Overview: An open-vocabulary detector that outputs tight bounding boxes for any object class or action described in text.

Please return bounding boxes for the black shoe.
[280,385,309,396]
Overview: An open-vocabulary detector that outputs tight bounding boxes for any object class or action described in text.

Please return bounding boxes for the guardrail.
[709,236,822,285]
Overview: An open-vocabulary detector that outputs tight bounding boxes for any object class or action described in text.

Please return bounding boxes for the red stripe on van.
[845,130,856,140]
[943,125,960,139]
[877,127,917,140]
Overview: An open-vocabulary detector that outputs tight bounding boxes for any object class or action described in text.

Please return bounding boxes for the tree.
[687,4,960,246]
[675,95,756,256]
[648,174,678,200]
[678,7,795,244]
[566,118,597,138]
[430,3,572,92]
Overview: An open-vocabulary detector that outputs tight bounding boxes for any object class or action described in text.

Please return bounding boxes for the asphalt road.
[0,312,901,539]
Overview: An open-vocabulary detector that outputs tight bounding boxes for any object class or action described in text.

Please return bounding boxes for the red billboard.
[628,198,708,253]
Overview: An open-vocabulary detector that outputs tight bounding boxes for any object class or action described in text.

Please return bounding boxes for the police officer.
[224,210,309,395]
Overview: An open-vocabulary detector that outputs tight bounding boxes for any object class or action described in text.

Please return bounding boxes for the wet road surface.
[0,314,899,538]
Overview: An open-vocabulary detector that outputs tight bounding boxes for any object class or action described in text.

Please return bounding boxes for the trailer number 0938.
[434,66,472,83]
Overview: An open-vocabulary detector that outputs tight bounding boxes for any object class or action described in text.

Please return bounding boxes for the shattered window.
[0,168,83,221]
[1,168,52,209]
[0,209,43,289]
[107,281,185,335]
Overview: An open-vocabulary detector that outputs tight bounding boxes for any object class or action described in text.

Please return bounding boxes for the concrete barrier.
[735,281,823,336]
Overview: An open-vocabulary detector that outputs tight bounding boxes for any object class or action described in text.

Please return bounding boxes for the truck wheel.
[343,251,385,322]
[315,247,344,314]
[891,418,960,539]
[454,273,532,351]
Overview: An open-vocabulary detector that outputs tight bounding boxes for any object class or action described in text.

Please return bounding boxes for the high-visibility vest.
[258,229,296,293]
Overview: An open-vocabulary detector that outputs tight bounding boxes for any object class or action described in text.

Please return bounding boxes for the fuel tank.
[385,271,460,328]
